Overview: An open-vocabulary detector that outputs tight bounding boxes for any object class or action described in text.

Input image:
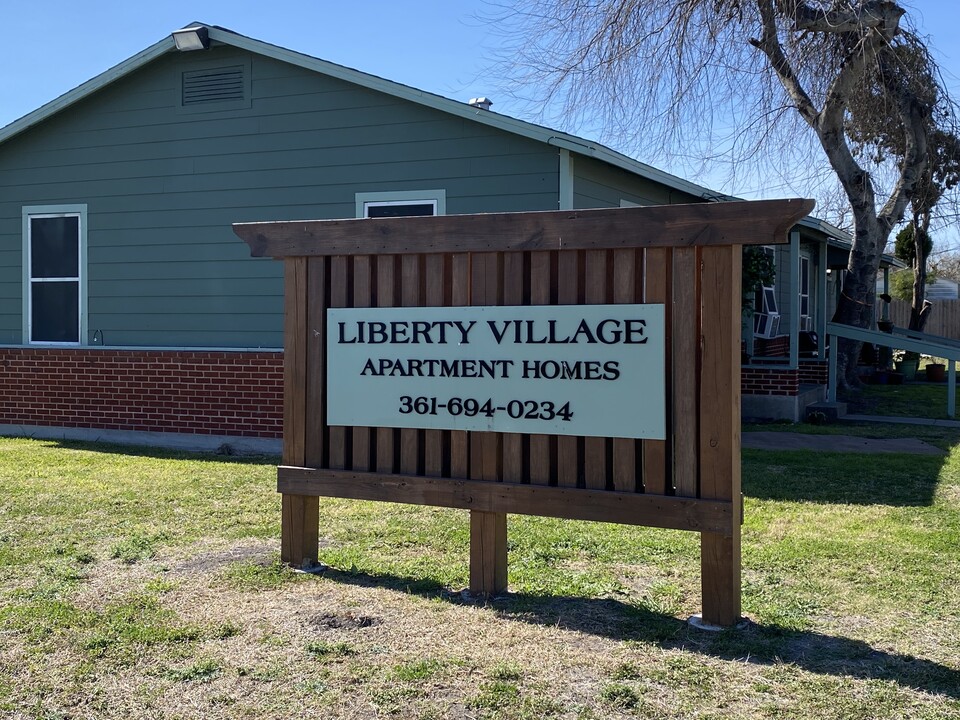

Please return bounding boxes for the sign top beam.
[234,199,814,259]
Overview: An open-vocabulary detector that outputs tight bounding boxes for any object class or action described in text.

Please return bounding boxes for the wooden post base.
[469,510,508,595]
[700,530,742,627]
[281,494,319,567]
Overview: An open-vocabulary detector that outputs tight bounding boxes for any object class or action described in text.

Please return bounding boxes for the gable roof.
[2,21,886,260]
[0,22,725,204]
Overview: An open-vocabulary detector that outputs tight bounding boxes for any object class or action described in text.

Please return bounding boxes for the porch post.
[949,362,956,419]
[827,332,838,403]
[817,242,828,361]
[788,229,800,369]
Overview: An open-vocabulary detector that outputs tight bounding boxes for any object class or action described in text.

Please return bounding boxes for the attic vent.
[182,65,245,105]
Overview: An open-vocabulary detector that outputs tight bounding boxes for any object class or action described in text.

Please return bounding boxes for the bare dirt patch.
[307,611,381,630]
[167,538,280,576]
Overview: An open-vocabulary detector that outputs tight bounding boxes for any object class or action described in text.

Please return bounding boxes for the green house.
[0,22,872,450]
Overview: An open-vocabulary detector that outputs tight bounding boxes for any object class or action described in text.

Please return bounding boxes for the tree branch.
[790,0,905,34]
[749,0,818,125]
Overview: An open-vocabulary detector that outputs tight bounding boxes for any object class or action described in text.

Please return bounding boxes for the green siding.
[0,44,560,347]
[573,156,703,209]
[0,247,17,344]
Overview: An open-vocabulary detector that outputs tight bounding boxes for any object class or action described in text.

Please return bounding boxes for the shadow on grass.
[839,382,952,420]
[39,438,280,465]
[317,565,960,699]
[742,449,947,507]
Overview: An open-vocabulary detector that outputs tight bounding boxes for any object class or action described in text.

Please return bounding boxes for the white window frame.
[355,190,446,218]
[799,254,811,323]
[754,246,780,338]
[23,204,88,346]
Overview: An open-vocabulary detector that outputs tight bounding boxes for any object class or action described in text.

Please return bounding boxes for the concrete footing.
[742,384,826,423]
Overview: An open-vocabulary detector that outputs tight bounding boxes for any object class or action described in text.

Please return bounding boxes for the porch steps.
[805,401,847,421]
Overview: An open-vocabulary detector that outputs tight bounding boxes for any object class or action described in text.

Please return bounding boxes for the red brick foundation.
[741,359,828,397]
[741,365,799,396]
[0,348,832,437]
[0,348,283,438]
[798,359,828,386]
[753,336,791,357]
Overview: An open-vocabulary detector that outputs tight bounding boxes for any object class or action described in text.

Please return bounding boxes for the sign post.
[235,199,812,627]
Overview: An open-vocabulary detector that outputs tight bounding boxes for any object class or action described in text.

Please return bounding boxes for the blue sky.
[2,1,958,203]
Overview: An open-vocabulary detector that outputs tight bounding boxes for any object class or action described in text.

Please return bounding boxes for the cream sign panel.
[326,304,665,439]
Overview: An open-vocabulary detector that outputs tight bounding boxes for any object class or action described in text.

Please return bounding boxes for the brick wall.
[798,359,828,386]
[753,335,790,357]
[741,366,800,396]
[0,348,283,438]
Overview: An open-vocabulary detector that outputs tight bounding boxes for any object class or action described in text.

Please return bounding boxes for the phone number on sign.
[398,396,573,422]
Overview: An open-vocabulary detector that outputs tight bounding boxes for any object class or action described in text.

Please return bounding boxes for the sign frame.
[235,199,814,627]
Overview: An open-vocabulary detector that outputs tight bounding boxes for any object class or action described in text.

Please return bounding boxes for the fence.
[885,299,960,340]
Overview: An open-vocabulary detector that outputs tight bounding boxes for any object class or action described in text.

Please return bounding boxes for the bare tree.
[489,0,957,386]
[931,249,960,285]
[900,129,960,331]
[849,40,960,333]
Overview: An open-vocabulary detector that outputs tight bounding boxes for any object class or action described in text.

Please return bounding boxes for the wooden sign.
[234,199,813,627]
[327,304,666,439]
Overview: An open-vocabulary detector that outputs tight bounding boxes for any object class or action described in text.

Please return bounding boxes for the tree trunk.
[831,213,886,388]
[908,212,931,333]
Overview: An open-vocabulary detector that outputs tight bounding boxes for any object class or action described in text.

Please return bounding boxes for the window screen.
[763,288,778,314]
[31,216,79,278]
[29,214,81,343]
[31,281,80,343]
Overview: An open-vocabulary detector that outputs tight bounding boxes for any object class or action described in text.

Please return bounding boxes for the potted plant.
[896,351,920,381]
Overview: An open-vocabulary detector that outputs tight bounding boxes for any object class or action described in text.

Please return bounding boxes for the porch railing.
[826,322,960,418]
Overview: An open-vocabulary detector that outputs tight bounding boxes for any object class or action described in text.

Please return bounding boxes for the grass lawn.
[1,434,959,719]
[839,380,955,420]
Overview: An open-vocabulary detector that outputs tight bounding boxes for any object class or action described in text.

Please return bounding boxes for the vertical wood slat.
[557,250,580,488]
[642,248,669,495]
[281,257,319,566]
[612,248,637,493]
[424,254,445,477]
[305,256,327,469]
[449,253,470,478]
[328,257,350,470]
[400,254,421,475]
[470,253,502,482]
[672,247,699,497]
[584,250,609,490]
[351,256,373,471]
[469,251,508,595]
[283,257,308,467]
[528,251,552,485]
[699,245,742,626]
[502,252,525,484]
[376,255,396,473]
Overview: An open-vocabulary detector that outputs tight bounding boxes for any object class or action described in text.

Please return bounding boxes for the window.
[753,247,780,339]
[799,255,811,330]
[23,205,86,344]
[356,190,446,218]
